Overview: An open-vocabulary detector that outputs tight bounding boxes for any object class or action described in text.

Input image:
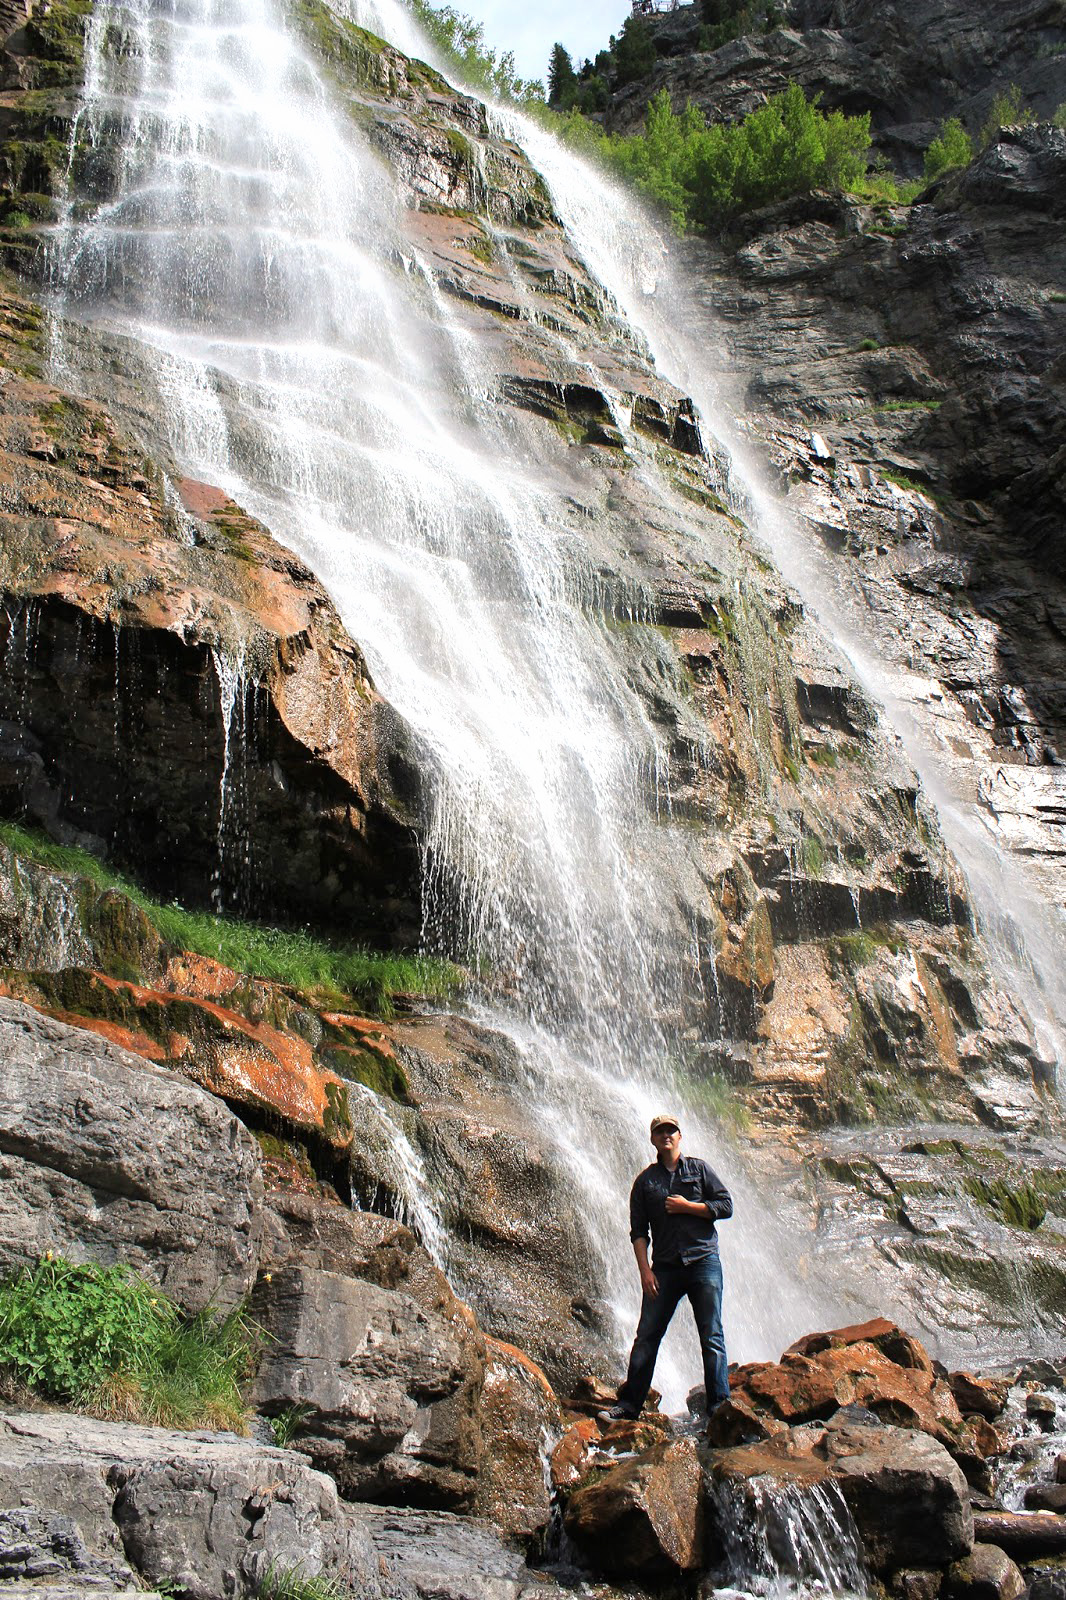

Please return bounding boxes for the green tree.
[614,16,657,87]
[547,41,578,109]
[923,116,973,181]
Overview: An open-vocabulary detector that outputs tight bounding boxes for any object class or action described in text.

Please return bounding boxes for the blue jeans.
[617,1252,729,1414]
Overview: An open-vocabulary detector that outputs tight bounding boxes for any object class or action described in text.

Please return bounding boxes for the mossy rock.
[79,885,163,982]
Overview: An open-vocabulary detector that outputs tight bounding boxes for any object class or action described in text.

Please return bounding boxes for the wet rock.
[949,1373,1010,1420]
[0,996,261,1310]
[944,1544,1025,1600]
[0,1411,388,1600]
[549,1417,601,1492]
[474,1337,560,1542]
[1026,1392,1058,1427]
[1025,1483,1066,1512]
[564,1436,704,1580]
[893,1571,945,1600]
[706,1395,784,1447]
[1057,1450,1066,1482]
[970,1513,1066,1559]
[250,1265,481,1509]
[787,1318,934,1371]
[730,1323,966,1449]
[708,1418,973,1575]
[0,357,422,938]
[1030,1573,1066,1600]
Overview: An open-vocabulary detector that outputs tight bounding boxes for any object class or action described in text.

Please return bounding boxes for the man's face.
[651,1124,680,1158]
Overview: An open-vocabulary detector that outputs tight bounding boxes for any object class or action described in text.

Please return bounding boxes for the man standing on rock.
[601,1115,732,1422]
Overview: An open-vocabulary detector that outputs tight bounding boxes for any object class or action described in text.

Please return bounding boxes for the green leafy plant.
[923,116,973,181]
[1053,102,1066,129]
[562,83,872,232]
[258,1563,347,1600]
[979,83,1035,149]
[408,0,543,101]
[0,1256,257,1429]
[269,1402,315,1447]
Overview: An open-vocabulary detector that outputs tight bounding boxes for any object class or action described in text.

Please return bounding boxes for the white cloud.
[464,0,632,84]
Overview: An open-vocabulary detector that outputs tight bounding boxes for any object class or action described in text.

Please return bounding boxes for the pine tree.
[547,42,578,109]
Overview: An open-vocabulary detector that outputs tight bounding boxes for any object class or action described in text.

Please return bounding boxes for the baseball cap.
[649,1114,681,1136]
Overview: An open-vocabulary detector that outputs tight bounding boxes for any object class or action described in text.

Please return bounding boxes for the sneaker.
[597,1403,638,1424]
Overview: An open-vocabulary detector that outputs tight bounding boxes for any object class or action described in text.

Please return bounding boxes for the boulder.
[730,1333,964,1446]
[564,1437,704,1580]
[1058,1451,1066,1483]
[786,1317,934,1372]
[0,997,261,1310]
[1026,1392,1058,1427]
[474,1337,560,1541]
[0,1411,389,1600]
[357,1505,561,1600]
[708,1418,973,1576]
[1030,1573,1066,1600]
[944,1544,1025,1600]
[1026,1485,1066,1512]
[893,1572,944,1600]
[948,1374,1009,1420]
[250,1265,481,1508]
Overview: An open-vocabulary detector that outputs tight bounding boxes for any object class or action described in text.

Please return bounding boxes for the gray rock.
[250,1265,480,1507]
[357,1505,561,1600]
[825,1423,974,1572]
[1030,1572,1066,1600]
[0,998,262,1311]
[0,1411,391,1600]
[944,1543,1025,1600]
[0,1507,134,1589]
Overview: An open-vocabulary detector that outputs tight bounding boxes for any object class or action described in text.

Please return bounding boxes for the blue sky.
[463,0,633,85]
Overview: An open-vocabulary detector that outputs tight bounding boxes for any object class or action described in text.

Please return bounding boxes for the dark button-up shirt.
[629,1155,733,1267]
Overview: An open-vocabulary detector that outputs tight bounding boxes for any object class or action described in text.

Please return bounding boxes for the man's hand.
[665,1195,705,1215]
[639,1266,659,1298]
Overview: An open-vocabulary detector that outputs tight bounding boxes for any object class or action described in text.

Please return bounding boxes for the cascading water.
[503,112,1066,1077]
[47,0,841,1404]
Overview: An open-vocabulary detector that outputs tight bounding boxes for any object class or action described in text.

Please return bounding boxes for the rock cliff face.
[614,0,1066,167]
[0,0,1060,1529]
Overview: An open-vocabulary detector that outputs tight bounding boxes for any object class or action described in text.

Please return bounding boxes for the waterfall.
[46,0,840,1408]
[503,113,1065,1077]
[708,1476,868,1600]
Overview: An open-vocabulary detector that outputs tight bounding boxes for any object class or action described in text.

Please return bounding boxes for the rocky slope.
[612,0,1066,168]
[0,2,1062,1592]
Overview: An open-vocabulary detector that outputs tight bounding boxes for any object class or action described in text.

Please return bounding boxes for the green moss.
[858,338,880,351]
[445,128,474,165]
[320,1032,410,1103]
[801,834,824,875]
[291,0,389,90]
[962,1174,1053,1231]
[322,1080,352,1142]
[806,745,838,769]
[831,926,905,970]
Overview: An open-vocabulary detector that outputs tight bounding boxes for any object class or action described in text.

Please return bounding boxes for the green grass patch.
[0,1255,257,1430]
[258,1565,347,1600]
[0,820,461,1016]
[880,468,941,501]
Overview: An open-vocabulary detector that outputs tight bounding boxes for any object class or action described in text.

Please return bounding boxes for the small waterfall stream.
[46,0,840,1405]
[504,113,1065,1077]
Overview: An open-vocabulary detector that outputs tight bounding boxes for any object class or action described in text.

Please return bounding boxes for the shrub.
[1053,102,1066,129]
[586,83,871,231]
[409,0,544,101]
[0,1256,257,1430]
[979,83,1035,149]
[923,116,973,181]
